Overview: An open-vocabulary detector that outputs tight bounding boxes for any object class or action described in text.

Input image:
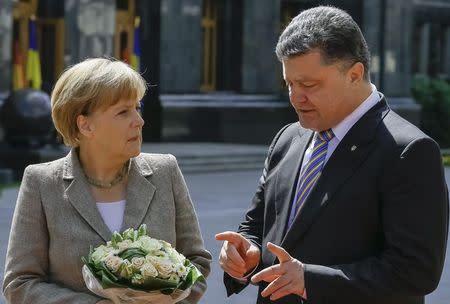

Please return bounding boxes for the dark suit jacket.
[224,97,449,304]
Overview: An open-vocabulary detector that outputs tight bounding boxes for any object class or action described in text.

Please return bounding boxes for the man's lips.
[297,109,315,113]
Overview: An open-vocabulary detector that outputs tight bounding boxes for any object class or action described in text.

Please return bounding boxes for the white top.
[300,83,381,174]
[96,200,126,233]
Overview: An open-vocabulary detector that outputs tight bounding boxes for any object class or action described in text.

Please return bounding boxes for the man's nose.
[289,87,307,104]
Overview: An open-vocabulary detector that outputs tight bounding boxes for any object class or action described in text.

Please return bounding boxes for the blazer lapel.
[64,149,112,242]
[281,97,390,251]
[121,155,156,230]
[272,126,313,246]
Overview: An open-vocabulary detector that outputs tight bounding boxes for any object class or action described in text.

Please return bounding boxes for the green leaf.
[118,248,147,260]
[111,232,123,246]
[122,228,134,241]
[177,261,204,290]
[140,276,178,291]
[138,224,147,237]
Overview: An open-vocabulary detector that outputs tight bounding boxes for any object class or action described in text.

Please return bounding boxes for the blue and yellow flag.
[130,17,141,72]
[26,17,42,90]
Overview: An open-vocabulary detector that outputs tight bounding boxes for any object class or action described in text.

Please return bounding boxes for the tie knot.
[317,129,334,142]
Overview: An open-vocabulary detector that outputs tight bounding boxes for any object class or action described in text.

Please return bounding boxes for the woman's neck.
[77,145,127,182]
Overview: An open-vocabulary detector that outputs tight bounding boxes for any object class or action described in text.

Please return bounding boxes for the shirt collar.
[331,83,381,141]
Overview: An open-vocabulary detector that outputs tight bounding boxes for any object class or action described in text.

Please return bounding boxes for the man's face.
[283,50,355,132]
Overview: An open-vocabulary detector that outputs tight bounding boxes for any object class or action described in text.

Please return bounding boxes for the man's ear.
[347,62,365,84]
[76,114,93,139]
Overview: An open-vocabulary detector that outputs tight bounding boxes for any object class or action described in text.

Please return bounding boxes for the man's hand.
[215,231,260,278]
[251,242,305,301]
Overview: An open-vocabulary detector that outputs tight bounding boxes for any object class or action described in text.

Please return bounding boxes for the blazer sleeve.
[168,155,212,304]
[303,137,449,303]
[2,165,102,304]
[224,124,293,296]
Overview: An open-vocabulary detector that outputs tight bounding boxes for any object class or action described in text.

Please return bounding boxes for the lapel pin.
[351,145,357,151]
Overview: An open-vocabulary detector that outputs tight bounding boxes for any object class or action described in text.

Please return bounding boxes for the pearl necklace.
[85,160,130,189]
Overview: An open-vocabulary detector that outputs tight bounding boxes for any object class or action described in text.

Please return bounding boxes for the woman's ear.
[76,114,93,139]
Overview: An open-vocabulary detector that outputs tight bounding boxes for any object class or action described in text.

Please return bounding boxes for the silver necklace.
[85,160,130,189]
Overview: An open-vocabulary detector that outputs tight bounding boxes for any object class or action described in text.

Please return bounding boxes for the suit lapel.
[64,149,112,242]
[63,151,156,241]
[122,156,156,230]
[281,98,390,251]
[272,127,313,247]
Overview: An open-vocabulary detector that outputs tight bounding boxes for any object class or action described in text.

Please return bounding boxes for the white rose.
[117,240,132,251]
[105,255,123,273]
[154,260,175,278]
[140,262,158,279]
[138,237,162,252]
[146,255,174,278]
[91,245,115,263]
[169,250,186,265]
[131,257,146,268]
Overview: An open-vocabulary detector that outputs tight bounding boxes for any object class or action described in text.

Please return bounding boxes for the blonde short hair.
[51,57,147,147]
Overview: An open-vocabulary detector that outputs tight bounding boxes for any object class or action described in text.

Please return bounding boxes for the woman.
[2,58,211,304]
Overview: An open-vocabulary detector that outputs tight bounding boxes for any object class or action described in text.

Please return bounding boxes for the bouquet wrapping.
[82,224,203,304]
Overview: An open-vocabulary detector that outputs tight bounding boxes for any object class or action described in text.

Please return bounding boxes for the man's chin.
[298,118,316,131]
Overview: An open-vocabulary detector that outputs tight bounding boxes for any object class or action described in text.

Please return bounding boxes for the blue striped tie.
[287,129,335,228]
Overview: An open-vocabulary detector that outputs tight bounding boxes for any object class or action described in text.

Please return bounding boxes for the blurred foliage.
[411,76,450,148]
[443,155,450,167]
[0,182,19,198]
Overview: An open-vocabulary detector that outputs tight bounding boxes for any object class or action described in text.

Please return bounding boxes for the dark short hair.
[276,6,371,80]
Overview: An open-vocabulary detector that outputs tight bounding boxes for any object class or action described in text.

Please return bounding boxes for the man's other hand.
[251,242,305,301]
[215,231,260,278]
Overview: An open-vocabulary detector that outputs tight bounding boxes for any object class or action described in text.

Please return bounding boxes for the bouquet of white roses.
[82,224,203,304]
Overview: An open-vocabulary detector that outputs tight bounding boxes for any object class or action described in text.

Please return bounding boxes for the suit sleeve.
[169,155,212,304]
[2,166,102,304]
[304,137,449,303]
[224,124,293,296]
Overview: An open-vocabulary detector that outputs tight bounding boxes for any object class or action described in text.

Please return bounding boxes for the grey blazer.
[2,150,211,304]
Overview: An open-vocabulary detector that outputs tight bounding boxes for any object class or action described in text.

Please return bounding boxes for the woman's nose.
[133,110,145,127]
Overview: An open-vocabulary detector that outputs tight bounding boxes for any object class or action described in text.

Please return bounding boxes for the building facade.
[0,0,449,143]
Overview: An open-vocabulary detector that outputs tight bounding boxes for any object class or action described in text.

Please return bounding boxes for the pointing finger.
[267,242,292,263]
[251,264,283,283]
[215,231,246,246]
[260,275,290,298]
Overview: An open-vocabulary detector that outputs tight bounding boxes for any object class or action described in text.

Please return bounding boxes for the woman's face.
[83,98,144,162]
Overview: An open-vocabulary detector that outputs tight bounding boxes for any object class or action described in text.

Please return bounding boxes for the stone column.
[241,0,281,94]
[0,0,12,92]
[382,0,414,97]
[160,0,202,93]
[418,23,430,75]
[363,0,382,87]
[64,0,115,65]
[444,27,450,76]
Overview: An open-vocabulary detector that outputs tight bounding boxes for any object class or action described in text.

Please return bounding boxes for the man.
[215,6,448,304]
